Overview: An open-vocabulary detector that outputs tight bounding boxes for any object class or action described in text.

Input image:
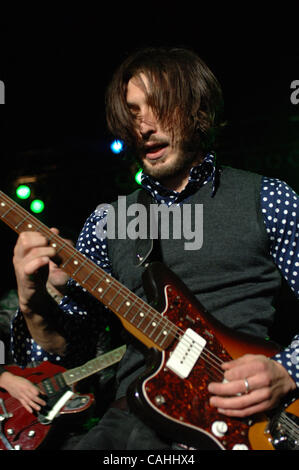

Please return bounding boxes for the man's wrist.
[18,286,50,317]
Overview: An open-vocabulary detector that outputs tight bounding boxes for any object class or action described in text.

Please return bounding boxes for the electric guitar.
[251,395,299,450]
[0,345,126,450]
[0,190,298,450]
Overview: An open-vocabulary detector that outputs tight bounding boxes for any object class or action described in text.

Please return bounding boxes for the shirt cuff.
[11,308,63,366]
[272,335,299,387]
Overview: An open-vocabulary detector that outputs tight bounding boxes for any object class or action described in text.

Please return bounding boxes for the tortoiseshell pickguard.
[142,285,252,450]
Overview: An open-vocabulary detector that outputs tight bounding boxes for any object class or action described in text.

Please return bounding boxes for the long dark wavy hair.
[105,47,224,156]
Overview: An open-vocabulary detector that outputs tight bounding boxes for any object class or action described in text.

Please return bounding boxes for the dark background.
[0,6,298,294]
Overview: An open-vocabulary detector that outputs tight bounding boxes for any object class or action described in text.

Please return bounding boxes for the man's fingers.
[208,355,296,418]
[14,230,59,262]
[19,388,47,413]
[32,394,47,407]
[15,243,57,284]
[22,246,56,266]
[210,386,270,408]
[14,232,49,258]
[208,377,252,397]
[50,227,60,235]
[221,355,271,383]
[216,401,271,418]
[23,256,52,278]
[209,387,272,416]
[21,402,34,414]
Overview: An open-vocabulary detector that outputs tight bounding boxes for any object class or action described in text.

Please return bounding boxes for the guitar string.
[0,193,226,380]
[277,412,299,440]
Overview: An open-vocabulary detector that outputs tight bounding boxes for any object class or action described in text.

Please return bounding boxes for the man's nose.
[139,111,157,139]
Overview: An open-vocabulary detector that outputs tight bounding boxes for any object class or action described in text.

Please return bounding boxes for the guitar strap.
[134,189,163,268]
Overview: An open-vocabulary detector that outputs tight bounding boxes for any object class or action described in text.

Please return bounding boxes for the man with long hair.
[11,47,298,450]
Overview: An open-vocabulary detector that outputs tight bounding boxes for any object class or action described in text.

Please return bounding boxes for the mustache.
[136,136,170,153]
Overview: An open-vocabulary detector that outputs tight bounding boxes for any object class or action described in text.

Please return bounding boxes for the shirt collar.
[140,153,219,205]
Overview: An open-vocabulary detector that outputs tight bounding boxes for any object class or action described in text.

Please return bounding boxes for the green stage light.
[30,199,45,214]
[16,185,31,199]
[135,169,143,185]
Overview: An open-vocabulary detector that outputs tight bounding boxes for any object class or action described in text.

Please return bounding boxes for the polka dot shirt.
[11,154,299,386]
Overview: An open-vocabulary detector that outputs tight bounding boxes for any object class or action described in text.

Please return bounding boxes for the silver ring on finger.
[244,378,250,394]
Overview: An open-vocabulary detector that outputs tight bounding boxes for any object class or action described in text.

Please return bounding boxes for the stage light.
[16,184,31,199]
[30,199,45,214]
[110,140,124,154]
[135,169,143,185]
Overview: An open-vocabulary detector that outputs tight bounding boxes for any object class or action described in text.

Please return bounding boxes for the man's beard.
[142,154,190,180]
[138,144,198,183]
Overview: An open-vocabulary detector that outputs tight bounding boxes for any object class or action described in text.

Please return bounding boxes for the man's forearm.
[21,291,67,356]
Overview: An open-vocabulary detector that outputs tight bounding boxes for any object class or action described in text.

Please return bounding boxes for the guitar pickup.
[166,328,206,379]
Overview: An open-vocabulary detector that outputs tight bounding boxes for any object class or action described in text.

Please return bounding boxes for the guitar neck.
[0,191,175,350]
[62,345,126,385]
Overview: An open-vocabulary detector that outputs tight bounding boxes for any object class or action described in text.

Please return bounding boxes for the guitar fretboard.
[0,191,176,350]
[63,344,127,385]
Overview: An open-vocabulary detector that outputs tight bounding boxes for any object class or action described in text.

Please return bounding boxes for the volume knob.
[232,443,249,450]
[211,420,228,437]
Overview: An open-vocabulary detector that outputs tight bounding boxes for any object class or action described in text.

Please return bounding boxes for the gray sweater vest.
[107,166,282,396]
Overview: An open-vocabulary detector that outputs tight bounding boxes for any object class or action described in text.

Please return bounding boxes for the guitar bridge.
[166,328,206,379]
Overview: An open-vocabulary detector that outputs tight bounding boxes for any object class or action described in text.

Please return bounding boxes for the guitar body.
[128,262,284,450]
[0,362,94,450]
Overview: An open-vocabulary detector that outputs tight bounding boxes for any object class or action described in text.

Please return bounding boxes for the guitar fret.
[126,303,164,342]
[114,294,129,312]
[142,312,163,336]
[129,305,143,324]
[46,232,56,245]
[107,287,120,306]
[1,205,13,218]
[98,278,112,297]
[62,250,77,268]
[133,306,157,331]
[15,214,30,230]
[54,241,66,253]
[135,309,154,330]
[91,276,111,296]
[141,312,172,347]
[154,325,172,347]
[82,265,97,284]
[91,277,104,292]
[73,257,88,276]
[122,298,138,318]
